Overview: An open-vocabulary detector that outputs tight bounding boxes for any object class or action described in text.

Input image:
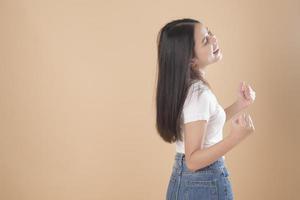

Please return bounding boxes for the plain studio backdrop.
[0,0,299,199]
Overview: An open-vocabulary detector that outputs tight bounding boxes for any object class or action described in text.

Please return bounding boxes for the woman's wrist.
[235,99,247,111]
[227,131,245,145]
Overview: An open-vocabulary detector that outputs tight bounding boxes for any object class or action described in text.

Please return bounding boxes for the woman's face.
[191,23,222,70]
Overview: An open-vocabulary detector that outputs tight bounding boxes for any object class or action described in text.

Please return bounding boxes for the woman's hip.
[172,152,228,175]
[167,152,233,199]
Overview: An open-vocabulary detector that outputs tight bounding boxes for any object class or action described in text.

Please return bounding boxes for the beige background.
[0,0,299,199]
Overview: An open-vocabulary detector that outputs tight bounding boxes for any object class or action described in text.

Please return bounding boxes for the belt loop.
[175,154,184,200]
[181,154,185,164]
[220,166,225,175]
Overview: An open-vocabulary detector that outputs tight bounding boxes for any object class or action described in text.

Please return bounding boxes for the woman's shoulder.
[189,80,210,93]
[187,80,220,105]
[185,80,210,103]
[183,80,217,113]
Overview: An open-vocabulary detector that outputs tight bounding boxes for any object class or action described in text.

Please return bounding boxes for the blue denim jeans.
[166,153,234,200]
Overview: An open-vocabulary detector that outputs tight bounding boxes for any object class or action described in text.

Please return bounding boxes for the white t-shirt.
[176,80,226,160]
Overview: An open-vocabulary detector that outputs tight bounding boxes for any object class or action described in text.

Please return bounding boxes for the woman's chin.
[216,52,223,60]
[212,51,223,62]
[206,52,223,65]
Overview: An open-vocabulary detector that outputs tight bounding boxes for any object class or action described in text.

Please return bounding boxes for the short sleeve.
[182,88,215,123]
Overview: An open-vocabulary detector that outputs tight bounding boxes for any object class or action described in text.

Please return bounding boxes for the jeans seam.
[174,156,184,200]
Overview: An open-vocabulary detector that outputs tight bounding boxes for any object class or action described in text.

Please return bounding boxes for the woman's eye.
[204,38,209,45]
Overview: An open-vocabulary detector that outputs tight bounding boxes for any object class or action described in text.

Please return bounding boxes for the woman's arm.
[185,113,255,172]
[224,81,256,122]
[224,100,246,122]
[187,134,242,172]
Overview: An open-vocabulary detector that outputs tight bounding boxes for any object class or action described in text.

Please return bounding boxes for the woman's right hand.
[229,113,255,142]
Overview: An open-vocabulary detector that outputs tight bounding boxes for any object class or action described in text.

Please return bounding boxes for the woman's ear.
[189,57,198,69]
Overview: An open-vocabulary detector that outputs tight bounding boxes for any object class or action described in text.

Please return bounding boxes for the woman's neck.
[199,68,206,77]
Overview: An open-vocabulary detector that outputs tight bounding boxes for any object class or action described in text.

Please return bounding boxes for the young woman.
[155,18,256,200]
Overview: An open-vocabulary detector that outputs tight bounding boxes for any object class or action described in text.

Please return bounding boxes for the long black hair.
[155,18,212,143]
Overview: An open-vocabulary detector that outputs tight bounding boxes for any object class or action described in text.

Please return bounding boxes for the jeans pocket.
[184,179,218,200]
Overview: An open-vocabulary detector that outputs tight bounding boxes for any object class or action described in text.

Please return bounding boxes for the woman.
[155,18,256,200]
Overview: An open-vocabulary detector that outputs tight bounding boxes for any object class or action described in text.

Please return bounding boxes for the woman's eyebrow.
[206,27,212,34]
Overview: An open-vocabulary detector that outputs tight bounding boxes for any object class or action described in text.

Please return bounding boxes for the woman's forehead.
[199,24,209,35]
[195,23,209,40]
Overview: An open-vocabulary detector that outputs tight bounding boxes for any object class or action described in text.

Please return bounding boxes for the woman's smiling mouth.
[213,48,220,54]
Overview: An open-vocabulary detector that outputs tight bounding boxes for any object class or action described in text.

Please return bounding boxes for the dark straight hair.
[155,18,212,143]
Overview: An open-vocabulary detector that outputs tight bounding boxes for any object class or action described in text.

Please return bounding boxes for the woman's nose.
[209,35,217,44]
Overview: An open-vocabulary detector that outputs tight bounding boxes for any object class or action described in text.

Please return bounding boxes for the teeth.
[213,49,219,53]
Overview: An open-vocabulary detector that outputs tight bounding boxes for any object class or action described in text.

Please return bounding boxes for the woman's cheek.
[201,49,209,57]
[204,50,211,60]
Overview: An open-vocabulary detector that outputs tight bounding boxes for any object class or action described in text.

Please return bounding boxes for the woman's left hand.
[237,81,256,109]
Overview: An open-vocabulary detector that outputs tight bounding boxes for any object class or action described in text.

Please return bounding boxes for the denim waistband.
[172,152,227,175]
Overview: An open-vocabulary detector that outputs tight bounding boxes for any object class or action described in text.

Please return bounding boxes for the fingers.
[244,84,256,100]
[239,113,247,127]
[248,85,256,100]
[244,114,255,130]
[244,86,250,99]
[248,115,255,130]
[232,112,255,134]
[244,113,251,127]
[244,113,249,127]
[240,81,251,99]
[237,113,254,128]
[233,113,254,129]
[239,81,245,93]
